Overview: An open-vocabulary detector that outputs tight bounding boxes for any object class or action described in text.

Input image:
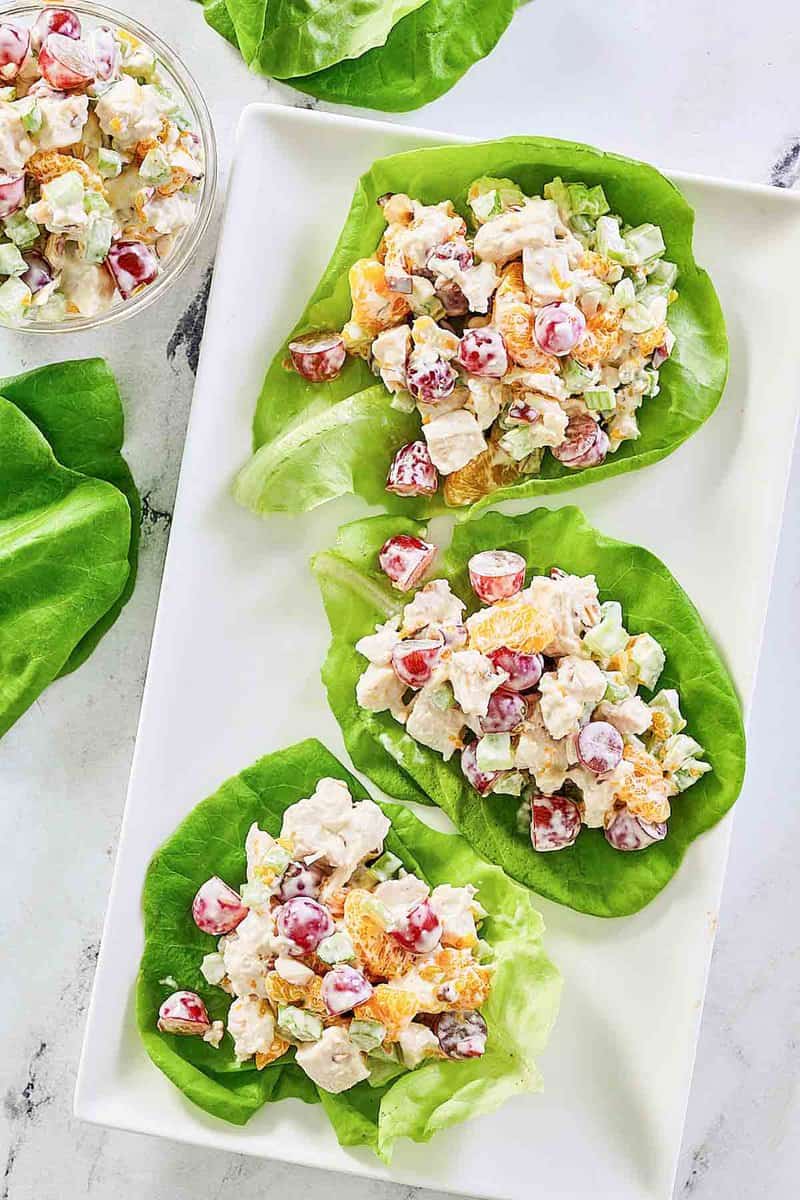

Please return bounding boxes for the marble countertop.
[1,2,798,1197]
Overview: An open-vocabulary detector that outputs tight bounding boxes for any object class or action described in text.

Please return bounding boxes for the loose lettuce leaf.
[286,0,517,111]
[0,396,131,738]
[235,137,727,519]
[138,739,560,1159]
[0,359,140,675]
[313,509,746,917]
[202,0,239,47]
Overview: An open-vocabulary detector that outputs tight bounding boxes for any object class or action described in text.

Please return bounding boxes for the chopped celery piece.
[238,879,271,907]
[625,223,666,265]
[20,100,42,133]
[409,276,444,320]
[658,733,704,773]
[642,368,660,397]
[649,688,686,735]
[467,175,526,224]
[429,681,456,711]
[491,770,526,797]
[621,302,657,334]
[519,447,544,475]
[44,170,84,209]
[476,733,513,772]
[595,215,630,264]
[584,387,616,413]
[3,211,38,250]
[84,190,111,214]
[561,357,599,393]
[0,276,31,322]
[97,147,124,179]
[603,671,633,703]
[0,242,26,276]
[499,424,540,461]
[316,931,355,964]
[515,796,532,834]
[369,850,403,881]
[649,259,678,288]
[277,1005,322,1043]
[35,290,66,322]
[673,759,712,792]
[544,177,610,218]
[628,633,665,690]
[348,1019,386,1052]
[84,216,113,264]
[583,601,628,660]
[139,146,172,186]
[613,277,636,308]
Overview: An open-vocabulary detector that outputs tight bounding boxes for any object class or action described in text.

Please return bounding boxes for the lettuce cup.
[312,509,746,917]
[234,137,727,519]
[139,740,561,1161]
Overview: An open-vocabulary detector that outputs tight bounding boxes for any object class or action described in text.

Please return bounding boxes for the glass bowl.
[0,0,217,333]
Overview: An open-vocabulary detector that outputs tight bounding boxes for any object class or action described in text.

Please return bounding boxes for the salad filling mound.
[290,176,677,505]
[356,538,710,853]
[0,6,204,324]
[157,777,494,1091]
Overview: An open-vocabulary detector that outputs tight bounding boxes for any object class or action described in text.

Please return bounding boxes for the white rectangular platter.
[75,104,800,1200]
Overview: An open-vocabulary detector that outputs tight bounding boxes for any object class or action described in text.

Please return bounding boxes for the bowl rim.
[0,0,218,334]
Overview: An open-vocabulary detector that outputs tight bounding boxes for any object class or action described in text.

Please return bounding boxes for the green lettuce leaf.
[138,739,560,1159]
[286,0,517,111]
[0,396,131,738]
[235,137,727,519]
[313,509,746,917]
[202,0,239,47]
[0,359,140,675]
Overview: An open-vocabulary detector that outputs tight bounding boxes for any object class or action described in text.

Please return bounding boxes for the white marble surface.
[1,2,798,1197]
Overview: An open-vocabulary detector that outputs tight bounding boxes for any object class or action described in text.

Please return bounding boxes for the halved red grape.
[481,687,527,733]
[551,413,601,464]
[31,8,81,51]
[106,241,158,298]
[460,742,501,795]
[276,896,333,954]
[487,646,543,692]
[38,33,95,89]
[391,898,442,954]
[276,861,323,902]
[391,637,442,687]
[434,1010,487,1058]
[91,25,118,81]
[456,328,508,378]
[378,533,436,591]
[605,808,667,852]
[531,794,581,852]
[386,441,439,497]
[468,549,526,603]
[192,876,248,935]
[533,301,586,356]
[505,398,541,425]
[426,238,474,273]
[0,173,25,221]
[321,964,373,1015]
[564,424,609,470]
[288,331,346,382]
[21,253,54,295]
[436,278,469,316]
[577,721,624,774]
[0,23,30,81]
[157,991,211,1035]
[406,356,457,403]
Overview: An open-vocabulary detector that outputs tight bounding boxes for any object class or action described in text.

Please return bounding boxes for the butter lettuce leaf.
[138,739,560,1159]
[235,137,727,519]
[313,509,746,917]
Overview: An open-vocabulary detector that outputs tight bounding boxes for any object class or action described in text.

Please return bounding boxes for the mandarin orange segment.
[354,985,419,1040]
[493,263,559,370]
[573,308,623,366]
[413,948,493,1013]
[255,1033,291,1069]
[466,593,555,655]
[348,258,411,335]
[264,971,326,1016]
[343,889,415,979]
[443,443,520,506]
[635,325,667,357]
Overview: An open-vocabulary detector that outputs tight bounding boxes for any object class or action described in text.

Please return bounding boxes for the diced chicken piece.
[375,872,430,916]
[384,198,466,273]
[465,377,504,429]
[594,696,653,736]
[473,198,579,265]
[448,650,507,717]
[356,617,402,666]
[398,1021,441,1068]
[203,1020,224,1049]
[429,257,499,314]
[281,779,391,891]
[514,699,574,794]
[0,102,35,172]
[356,663,411,723]
[371,324,411,393]
[405,681,466,761]
[402,579,465,634]
[295,1025,370,1093]
[411,314,460,359]
[509,392,568,448]
[566,763,626,828]
[141,191,196,236]
[245,822,284,885]
[95,76,165,150]
[200,951,227,987]
[423,409,487,475]
[430,884,480,948]
[539,655,606,739]
[526,572,601,657]
[227,994,277,1062]
[222,910,283,998]
[34,93,89,151]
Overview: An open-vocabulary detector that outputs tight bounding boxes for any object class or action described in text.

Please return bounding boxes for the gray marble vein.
[1,1,799,1197]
